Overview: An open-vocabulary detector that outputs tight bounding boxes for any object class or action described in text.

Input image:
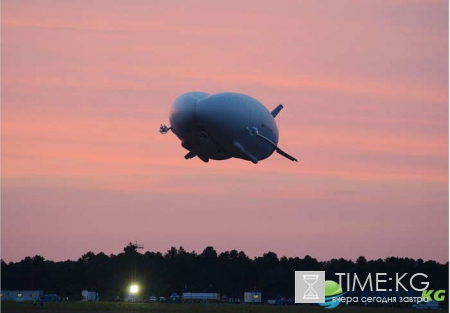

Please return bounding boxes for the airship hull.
[162,91,296,164]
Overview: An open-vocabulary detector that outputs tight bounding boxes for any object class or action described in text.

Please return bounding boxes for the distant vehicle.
[158,296,166,303]
[267,299,276,305]
[81,290,99,302]
[412,300,441,309]
[244,291,262,304]
[43,294,59,302]
[169,293,180,303]
[160,92,297,164]
[182,292,220,303]
[283,299,296,306]
[148,296,157,303]
[125,296,142,303]
[110,295,121,302]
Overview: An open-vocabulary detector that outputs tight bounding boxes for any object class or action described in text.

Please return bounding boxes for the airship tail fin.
[233,141,259,164]
[255,132,298,162]
[275,147,298,162]
[197,154,210,163]
[184,151,197,159]
[271,104,283,117]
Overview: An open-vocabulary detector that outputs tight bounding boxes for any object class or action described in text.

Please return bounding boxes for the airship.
[159,92,297,164]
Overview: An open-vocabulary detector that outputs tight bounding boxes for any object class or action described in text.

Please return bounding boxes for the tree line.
[1,244,448,301]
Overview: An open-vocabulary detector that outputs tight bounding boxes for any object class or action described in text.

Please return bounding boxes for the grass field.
[1,302,448,313]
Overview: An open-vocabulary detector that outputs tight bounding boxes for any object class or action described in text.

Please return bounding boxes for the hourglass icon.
[302,274,319,299]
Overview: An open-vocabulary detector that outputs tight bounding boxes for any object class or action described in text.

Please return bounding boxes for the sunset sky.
[2,0,448,263]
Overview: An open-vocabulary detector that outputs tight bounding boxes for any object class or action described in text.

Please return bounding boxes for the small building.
[182,292,220,303]
[244,291,262,304]
[1,290,43,302]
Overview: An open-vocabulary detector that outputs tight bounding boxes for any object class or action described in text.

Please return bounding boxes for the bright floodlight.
[130,284,139,294]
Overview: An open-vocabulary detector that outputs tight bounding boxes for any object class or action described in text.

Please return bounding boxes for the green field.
[1,302,448,313]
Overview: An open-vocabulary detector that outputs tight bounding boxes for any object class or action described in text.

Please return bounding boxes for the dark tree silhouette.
[1,245,448,304]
